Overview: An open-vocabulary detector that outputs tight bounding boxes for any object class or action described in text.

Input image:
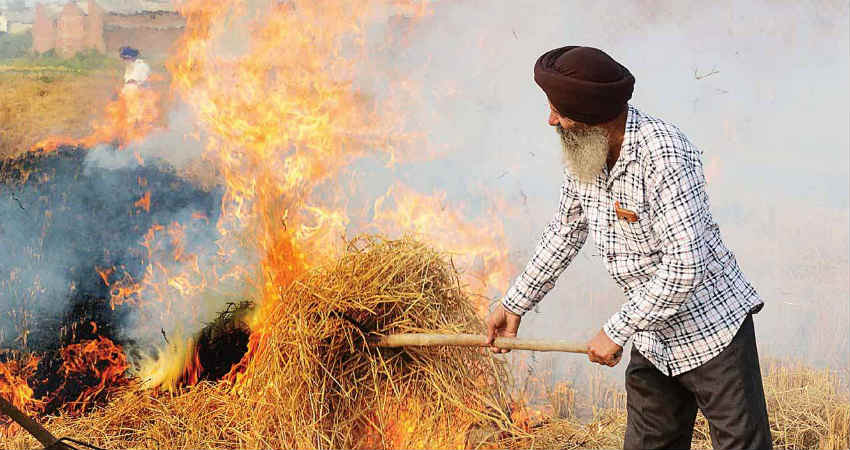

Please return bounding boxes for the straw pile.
[1,236,514,449]
[226,235,512,448]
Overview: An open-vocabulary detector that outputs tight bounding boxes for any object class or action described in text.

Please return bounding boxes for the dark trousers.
[623,315,773,450]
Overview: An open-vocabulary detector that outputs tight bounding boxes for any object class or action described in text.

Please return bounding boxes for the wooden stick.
[370,333,587,353]
[0,395,60,448]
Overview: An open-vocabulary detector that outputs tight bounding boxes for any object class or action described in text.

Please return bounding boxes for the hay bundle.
[1,236,513,449]
[231,235,511,448]
[2,237,849,449]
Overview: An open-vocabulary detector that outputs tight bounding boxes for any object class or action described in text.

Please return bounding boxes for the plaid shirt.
[503,105,763,376]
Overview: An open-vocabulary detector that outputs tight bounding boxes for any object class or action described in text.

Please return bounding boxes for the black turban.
[120,46,140,60]
[534,46,634,125]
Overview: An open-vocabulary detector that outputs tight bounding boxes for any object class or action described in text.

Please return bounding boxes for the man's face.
[549,103,609,184]
[548,102,585,131]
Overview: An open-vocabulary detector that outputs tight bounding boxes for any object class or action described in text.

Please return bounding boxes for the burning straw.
[228,235,513,447]
[2,236,514,449]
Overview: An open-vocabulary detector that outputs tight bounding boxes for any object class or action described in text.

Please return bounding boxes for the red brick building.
[33,1,105,57]
[103,9,184,57]
[32,1,183,58]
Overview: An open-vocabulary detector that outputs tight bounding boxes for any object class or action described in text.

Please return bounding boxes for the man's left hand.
[587,329,623,367]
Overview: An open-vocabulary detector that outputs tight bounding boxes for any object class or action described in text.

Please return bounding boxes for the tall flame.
[0,1,537,447]
[0,355,41,425]
[163,0,430,330]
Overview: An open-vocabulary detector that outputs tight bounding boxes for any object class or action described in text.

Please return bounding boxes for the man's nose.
[548,112,559,126]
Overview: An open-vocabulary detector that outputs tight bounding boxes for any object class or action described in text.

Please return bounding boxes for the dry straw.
[0,72,118,158]
[501,362,850,450]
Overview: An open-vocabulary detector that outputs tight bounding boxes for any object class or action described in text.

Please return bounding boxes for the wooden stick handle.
[0,395,60,448]
[370,333,588,353]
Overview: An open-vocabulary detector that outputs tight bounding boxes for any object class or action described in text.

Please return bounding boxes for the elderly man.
[486,46,772,450]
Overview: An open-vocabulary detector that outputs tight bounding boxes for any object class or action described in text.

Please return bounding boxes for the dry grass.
[503,362,850,450]
[0,237,847,449]
[0,72,119,158]
[0,69,172,159]
[226,235,512,448]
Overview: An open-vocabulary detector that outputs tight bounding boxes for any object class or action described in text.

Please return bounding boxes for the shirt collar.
[619,104,640,164]
[604,104,640,188]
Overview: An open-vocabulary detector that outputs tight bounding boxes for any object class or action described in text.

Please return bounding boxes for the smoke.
[86,102,206,173]
[80,101,246,354]
[351,0,849,382]
[151,0,845,374]
[0,146,222,354]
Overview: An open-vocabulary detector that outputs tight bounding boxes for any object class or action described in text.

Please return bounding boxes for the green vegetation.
[0,31,32,59]
[0,33,122,73]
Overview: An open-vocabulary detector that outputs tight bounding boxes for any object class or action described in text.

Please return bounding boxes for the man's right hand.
[485,303,522,353]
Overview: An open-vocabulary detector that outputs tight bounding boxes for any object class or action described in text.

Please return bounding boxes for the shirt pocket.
[615,210,656,255]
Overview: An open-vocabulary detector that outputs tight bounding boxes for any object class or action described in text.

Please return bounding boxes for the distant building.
[33,1,104,56]
[99,0,183,57]
[0,12,7,33]
[31,0,183,58]
[1,4,33,34]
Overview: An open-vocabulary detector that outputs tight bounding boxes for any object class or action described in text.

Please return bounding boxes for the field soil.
[0,67,170,159]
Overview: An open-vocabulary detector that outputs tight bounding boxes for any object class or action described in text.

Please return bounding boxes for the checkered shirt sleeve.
[502,174,588,315]
[602,153,711,346]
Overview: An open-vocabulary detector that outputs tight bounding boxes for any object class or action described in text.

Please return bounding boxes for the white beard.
[557,124,610,184]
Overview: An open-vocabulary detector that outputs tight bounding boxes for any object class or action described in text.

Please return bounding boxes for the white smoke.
[354,0,849,384]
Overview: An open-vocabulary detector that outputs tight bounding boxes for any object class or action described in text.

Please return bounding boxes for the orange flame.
[35,85,162,153]
[134,191,151,213]
[0,337,129,429]
[372,183,516,311]
[0,355,42,431]
[58,336,129,415]
[118,11,517,446]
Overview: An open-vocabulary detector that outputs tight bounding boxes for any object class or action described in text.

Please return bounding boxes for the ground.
[0,57,169,159]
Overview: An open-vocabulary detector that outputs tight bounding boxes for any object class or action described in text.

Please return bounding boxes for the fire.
[134,191,151,212]
[0,355,42,424]
[95,266,114,287]
[363,402,470,449]
[34,84,162,153]
[508,399,550,433]
[0,336,129,431]
[136,334,202,393]
[157,0,424,354]
[58,337,129,415]
[9,1,527,445]
[372,183,515,311]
